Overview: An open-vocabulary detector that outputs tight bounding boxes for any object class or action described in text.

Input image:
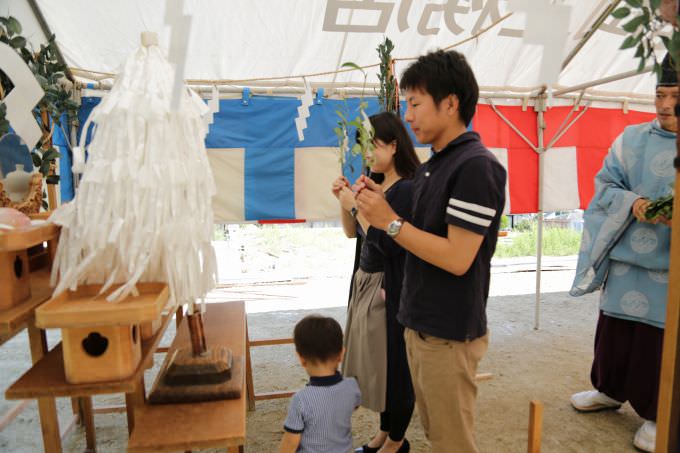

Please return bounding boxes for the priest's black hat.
[658,53,678,87]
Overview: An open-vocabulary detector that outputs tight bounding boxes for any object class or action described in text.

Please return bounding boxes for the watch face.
[387,219,402,237]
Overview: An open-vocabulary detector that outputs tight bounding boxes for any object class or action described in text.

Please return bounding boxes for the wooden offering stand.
[148,308,238,403]
[6,282,174,452]
[35,283,168,383]
[0,220,59,342]
[0,219,66,450]
[128,301,246,453]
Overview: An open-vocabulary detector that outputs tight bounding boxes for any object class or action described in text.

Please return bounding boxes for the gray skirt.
[342,268,387,412]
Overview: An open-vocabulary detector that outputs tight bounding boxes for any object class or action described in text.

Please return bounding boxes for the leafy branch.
[333,62,374,174]
[645,191,674,220]
[612,0,679,74]
[0,15,79,194]
[613,0,676,221]
[377,37,398,114]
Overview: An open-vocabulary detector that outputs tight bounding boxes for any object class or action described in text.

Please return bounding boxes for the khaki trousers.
[405,328,489,453]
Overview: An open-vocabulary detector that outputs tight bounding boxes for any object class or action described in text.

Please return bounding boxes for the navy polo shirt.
[397,131,506,341]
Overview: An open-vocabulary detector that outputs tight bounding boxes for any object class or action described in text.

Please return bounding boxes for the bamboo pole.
[654,6,680,449]
[534,96,547,330]
[654,68,680,453]
[40,108,57,210]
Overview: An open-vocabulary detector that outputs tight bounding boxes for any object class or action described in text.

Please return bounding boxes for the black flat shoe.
[397,438,410,453]
[355,445,380,453]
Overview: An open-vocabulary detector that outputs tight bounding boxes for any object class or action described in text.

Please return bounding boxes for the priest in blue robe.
[569,54,676,453]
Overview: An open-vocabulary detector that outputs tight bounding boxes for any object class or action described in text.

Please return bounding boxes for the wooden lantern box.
[35,282,168,384]
[0,221,59,311]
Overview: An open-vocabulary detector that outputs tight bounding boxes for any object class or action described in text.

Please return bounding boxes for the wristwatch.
[386,218,404,238]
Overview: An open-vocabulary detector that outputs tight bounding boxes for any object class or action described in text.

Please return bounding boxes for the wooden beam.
[248,338,294,347]
[92,405,126,415]
[245,323,255,411]
[78,397,96,451]
[656,173,680,452]
[528,400,543,453]
[245,330,492,411]
[37,397,61,452]
[254,391,296,401]
[59,413,79,441]
[125,375,146,436]
[0,401,30,431]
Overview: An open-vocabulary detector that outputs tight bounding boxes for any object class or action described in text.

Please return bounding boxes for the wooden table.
[0,222,59,345]
[0,269,52,345]
[127,301,246,453]
[0,222,62,448]
[5,309,175,452]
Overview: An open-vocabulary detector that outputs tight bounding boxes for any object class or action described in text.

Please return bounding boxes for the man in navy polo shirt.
[355,50,506,453]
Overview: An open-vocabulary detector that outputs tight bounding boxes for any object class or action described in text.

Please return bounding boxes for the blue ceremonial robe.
[570,120,674,328]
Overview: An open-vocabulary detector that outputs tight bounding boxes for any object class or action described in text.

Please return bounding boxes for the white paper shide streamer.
[50,42,217,314]
[295,80,313,141]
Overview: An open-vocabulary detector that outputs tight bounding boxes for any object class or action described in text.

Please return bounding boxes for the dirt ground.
[0,277,650,452]
[242,290,646,453]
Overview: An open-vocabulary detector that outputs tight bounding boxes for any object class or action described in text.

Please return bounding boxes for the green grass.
[256,224,346,256]
[494,227,582,258]
[213,223,582,262]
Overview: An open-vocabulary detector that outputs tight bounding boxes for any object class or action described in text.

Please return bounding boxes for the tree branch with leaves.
[377,37,398,114]
[333,62,375,175]
[613,0,677,220]
[0,15,79,207]
[612,0,679,74]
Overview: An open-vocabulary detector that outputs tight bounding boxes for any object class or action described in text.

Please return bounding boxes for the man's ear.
[447,94,459,116]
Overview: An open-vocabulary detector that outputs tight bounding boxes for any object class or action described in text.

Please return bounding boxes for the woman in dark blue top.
[331,112,420,453]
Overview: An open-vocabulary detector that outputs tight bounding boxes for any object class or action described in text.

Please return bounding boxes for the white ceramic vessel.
[3,164,32,202]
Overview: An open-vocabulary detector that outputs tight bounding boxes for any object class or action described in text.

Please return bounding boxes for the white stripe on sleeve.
[446,207,492,227]
[448,198,496,217]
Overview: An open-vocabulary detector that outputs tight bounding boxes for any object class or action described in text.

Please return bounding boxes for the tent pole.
[26,0,75,83]
[80,82,654,107]
[534,95,547,330]
[561,0,622,72]
[486,99,538,151]
[553,66,653,97]
[545,103,591,150]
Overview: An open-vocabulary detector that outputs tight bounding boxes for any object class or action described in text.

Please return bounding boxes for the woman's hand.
[331,176,350,200]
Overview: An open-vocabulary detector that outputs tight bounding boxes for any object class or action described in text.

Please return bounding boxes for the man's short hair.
[400,49,479,126]
[294,315,343,363]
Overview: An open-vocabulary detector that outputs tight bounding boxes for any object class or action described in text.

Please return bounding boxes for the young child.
[279,315,361,453]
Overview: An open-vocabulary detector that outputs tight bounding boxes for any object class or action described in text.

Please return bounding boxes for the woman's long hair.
[358,111,420,183]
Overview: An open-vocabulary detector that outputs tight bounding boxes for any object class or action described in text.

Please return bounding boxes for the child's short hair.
[294,315,343,363]
[400,49,479,126]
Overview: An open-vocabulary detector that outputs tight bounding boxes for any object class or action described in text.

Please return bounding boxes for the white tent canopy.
[2,0,660,104]
[0,0,665,331]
